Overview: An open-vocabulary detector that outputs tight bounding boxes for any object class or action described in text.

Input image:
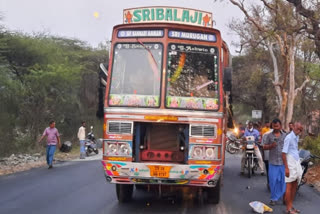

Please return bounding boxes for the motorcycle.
[85,126,99,156]
[226,133,242,154]
[244,136,258,178]
[298,149,320,190]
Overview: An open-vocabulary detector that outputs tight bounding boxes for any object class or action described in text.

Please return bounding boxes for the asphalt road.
[1,153,319,214]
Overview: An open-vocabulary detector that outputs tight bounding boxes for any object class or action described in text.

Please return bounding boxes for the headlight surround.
[189,145,219,160]
[105,141,132,157]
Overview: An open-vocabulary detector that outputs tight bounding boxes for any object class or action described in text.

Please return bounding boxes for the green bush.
[302,136,320,162]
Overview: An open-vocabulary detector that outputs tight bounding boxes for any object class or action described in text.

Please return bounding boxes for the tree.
[285,0,320,59]
[0,31,108,157]
[231,49,276,123]
[228,0,310,129]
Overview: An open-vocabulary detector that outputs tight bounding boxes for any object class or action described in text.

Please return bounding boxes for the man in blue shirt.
[240,121,265,175]
[282,122,303,214]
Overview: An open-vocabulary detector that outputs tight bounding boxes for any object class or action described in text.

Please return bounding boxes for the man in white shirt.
[282,122,303,214]
[78,121,86,159]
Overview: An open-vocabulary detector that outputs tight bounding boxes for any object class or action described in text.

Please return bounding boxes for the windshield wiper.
[136,38,160,80]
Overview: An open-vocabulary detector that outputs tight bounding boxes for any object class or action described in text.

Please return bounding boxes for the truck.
[101,6,232,204]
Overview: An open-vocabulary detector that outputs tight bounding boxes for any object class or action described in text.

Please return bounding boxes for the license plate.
[148,165,172,178]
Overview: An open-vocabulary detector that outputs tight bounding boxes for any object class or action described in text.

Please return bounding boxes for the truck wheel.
[206,179,220,204]
[116,184,133,203]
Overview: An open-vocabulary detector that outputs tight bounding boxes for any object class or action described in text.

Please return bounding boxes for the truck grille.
[190,125,216,137]
[108,121,132,134]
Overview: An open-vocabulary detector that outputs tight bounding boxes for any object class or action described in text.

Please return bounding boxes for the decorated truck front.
[101,6,232,204]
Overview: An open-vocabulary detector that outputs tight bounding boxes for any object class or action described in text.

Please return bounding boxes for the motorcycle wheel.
[227,141,237,154]
[247,157,252,178]
[94,149,99,154]
[116,184,134,203]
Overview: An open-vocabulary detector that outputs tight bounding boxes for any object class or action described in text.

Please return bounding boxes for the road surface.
[1,153,319,214]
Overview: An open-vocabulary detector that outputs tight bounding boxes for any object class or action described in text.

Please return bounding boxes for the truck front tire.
[206,179,221,204]
[116,184,133,203]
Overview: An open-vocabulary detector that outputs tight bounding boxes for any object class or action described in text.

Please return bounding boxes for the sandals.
[292,207,301,213]
[284,208,301,214]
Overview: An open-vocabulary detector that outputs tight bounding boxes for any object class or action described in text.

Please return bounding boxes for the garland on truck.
[170,52,186,83]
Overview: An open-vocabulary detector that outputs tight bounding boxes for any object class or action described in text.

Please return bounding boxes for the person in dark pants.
[261,123,273,190]
[38,120,61,169]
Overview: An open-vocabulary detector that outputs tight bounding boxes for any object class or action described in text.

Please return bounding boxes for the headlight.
[205,147,215,159]
[192,147,203,158]
[104,141,132,157]
[189,145,219,160]
[233,127,239,135]
[107,143,118,155]
[119,143,131,155]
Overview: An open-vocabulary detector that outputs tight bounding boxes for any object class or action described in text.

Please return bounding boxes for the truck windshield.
[109,43,163,107]
[166,43,220,110]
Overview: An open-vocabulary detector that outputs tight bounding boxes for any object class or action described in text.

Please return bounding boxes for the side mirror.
[97,63,108,119]
[99,63,108,87]
[223,67,233,129]
[223,67,232,92]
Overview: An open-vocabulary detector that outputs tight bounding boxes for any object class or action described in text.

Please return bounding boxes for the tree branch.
[261,0,275,11]
[229,0,268,32]
[285,0,318,23]
[294,76,310,97]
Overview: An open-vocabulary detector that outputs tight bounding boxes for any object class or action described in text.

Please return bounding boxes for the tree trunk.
[279,90,288,125]
[268,42,282,111]
[285,40,296,131]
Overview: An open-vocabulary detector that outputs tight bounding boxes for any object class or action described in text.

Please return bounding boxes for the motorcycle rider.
[240,121,265,175]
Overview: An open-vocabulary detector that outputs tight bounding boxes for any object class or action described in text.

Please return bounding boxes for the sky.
[0,0,244,54]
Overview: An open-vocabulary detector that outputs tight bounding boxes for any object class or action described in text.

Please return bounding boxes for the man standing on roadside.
[261,121,271,136]
[282,122,303,214]
[78,121,86,159]
[263,118,287,206]
[38,120,61,169]
[288,122,294,133]
[261,122,273,189]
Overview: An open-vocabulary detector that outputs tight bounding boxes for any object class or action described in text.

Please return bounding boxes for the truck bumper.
[101,161,222,187]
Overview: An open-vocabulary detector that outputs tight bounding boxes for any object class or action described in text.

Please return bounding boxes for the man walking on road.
[263,118,286,206]
[78,121,86,159]
[282,122,303,214]
[38,120,61,169]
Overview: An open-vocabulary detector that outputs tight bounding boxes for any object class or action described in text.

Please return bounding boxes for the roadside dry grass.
[0,145,81,176]
[305,164,320,191]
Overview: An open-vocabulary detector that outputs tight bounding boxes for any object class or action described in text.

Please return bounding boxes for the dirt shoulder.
[305,164,320,192]
[0,150,80,176]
